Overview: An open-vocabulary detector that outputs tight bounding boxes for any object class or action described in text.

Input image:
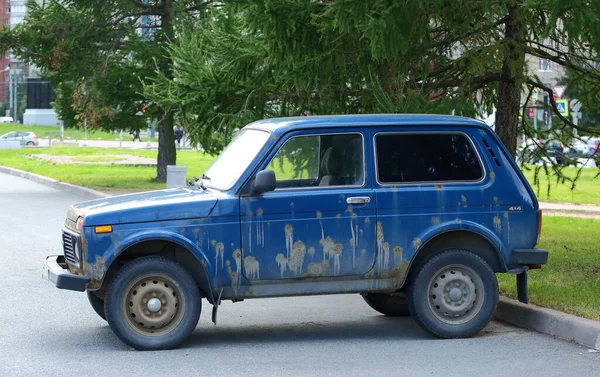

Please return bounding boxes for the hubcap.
[124,275,184,336]
[427,265,484,325]
[147,298,162,313]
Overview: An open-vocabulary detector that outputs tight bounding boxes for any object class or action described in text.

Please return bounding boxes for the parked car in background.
[517,138,566,165]
[587,138,600,160]
[0,131,39,146]
[543,139,566,165]
[564,139,588,159]
[0,116,14,123]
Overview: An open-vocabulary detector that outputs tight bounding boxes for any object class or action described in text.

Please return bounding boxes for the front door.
[240,130,376,280]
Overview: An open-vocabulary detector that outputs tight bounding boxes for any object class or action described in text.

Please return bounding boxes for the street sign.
[553,85,567,99]
[556,99,569,116]
[570,99,582,112]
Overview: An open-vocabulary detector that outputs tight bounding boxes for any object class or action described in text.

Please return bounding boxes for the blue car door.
[240,129,376,281]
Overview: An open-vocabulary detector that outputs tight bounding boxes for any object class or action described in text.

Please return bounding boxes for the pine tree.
[147,0,600,163]
[1,0,213,181]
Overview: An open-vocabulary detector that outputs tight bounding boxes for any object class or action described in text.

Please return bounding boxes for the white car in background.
[0,131,39,146]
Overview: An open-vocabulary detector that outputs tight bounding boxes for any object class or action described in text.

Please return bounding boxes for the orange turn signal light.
[95,225,113,234]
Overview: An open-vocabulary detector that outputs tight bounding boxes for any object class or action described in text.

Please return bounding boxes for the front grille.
[62,231,79,266]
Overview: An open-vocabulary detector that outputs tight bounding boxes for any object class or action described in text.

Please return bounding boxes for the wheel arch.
[400,227,506,290]
[91,234,215,305]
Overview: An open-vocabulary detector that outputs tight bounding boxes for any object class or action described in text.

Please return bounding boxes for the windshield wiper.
[187,173,211,190]
[199,173,211,190]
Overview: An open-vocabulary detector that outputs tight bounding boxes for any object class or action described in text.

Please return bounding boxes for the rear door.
[372,128,489,272]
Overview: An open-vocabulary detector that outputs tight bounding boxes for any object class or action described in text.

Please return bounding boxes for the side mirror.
[253,170,276,194]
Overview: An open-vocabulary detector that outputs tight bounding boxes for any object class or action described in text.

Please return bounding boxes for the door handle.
[346,196,371,205]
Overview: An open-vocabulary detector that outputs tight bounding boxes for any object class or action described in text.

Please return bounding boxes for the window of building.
[10,16,24,25]
[538,58,552,72]
[266,133,364,188]
[10,6,27,13]
[375,133,483,183]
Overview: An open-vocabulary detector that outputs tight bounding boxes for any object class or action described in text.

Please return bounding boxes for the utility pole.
[8,70,12,119]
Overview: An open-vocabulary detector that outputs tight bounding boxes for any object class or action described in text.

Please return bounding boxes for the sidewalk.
[539,201,600,219]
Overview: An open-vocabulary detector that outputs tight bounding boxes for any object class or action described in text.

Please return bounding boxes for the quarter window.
[375,133,483,183]
[266,133,364,188]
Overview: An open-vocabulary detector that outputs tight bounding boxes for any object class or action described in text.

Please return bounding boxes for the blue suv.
[46,114,548,350]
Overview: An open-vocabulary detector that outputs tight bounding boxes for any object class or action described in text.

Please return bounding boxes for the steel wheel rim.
[124,274,184,336]
[427,264,484,325]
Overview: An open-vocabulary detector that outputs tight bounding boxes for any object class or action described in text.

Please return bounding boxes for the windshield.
[202,129,271,190]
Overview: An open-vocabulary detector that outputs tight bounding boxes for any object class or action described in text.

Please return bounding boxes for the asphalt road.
[0,172,599,377]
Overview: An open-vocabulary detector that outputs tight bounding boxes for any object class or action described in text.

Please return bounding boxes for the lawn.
[0,144,599,204]
[0,123,158,143]
[0,147,213,192]
[521,166,600,205]
[497,216,600,321]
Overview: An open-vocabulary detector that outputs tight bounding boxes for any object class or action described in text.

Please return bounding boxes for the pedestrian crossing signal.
[555,100,569,116]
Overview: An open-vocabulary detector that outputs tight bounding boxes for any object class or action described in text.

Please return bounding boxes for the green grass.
[0,123,158,142]
[0,147,213,192]
[522,166,600,205]
[0,142,599,204]
[498,216,600,321]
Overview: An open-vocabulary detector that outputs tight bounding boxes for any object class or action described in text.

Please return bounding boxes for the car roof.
[244,114,490,136]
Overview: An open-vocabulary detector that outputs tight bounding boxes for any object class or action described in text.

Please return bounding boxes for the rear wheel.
[87,291,106,321]
[362,293,411,317]
[26,141,35,146]
[407,249,498,338]
[104,256,201,350]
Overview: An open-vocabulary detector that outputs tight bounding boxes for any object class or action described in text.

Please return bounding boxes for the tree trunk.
[155,0,176,182]
[495,3,525,157]
[156,110,176,182]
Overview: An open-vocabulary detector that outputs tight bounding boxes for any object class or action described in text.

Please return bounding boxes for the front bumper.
[45,255,90,292]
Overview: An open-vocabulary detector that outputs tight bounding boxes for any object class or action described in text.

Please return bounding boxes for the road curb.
[0,166,109,199]
[496,297,600,350]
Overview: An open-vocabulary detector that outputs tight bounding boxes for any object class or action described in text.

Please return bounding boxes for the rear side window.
[375,133,483,183]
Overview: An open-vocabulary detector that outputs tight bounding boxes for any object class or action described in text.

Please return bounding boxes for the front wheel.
[407,249,498,338]
[87,291,106,321]
[104,256,201,350]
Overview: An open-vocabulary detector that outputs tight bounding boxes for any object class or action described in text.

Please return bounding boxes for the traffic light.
[529,108,534,117]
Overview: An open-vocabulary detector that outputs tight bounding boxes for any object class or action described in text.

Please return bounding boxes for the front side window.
[375,133,483,183]
[266,133,364,189]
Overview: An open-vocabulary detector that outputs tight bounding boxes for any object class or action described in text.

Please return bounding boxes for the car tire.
[104,256,201,350]
[87,290,107,321]
[407,249,498,339]
[26,141,35,146]
[362,293,411,317]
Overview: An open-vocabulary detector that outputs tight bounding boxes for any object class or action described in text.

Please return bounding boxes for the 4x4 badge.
[508,206,522,211]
